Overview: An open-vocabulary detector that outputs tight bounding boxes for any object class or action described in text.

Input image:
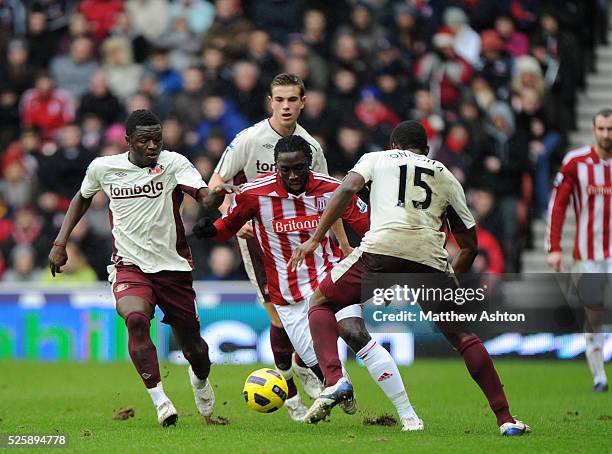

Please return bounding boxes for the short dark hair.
[274,135,313,162]
[390,120,428,152]
[593,108,612,125]
[269,73,305,97]
[125,109,161,136]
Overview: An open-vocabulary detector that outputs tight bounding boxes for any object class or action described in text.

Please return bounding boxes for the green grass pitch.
[1,359,610,453]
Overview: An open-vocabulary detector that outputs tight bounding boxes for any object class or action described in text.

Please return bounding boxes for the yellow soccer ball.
[242,368,289,413]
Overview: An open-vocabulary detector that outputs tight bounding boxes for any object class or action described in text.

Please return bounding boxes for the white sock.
[189,366,208,390]
[147,382,169,407]
[356,339,418,420]
[277,367,294,381]
[586,333,608,384]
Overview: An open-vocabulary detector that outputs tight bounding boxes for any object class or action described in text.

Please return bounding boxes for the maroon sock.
[125,312,161,389]
[270,324,297,398]
[458,335,514,426]
[185,337,211,381]
[308,305,343,386]
[293,352,307,368]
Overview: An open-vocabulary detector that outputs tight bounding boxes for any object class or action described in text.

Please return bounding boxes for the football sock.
[125,312,161,389]
[309,363,325,383]
[147,382,169,408]
[185,337,211,383]
[458,335,514,426]
[308,305,344,386]
[356,339,417,420]
[294,353,308,368]
[276,367,298,399]
[270,324,298,398]
[586,333,607,384]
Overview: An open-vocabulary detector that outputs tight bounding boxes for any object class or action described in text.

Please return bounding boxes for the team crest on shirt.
[148,164,164,175]
[114,283,129,293]
[316,198,327,212]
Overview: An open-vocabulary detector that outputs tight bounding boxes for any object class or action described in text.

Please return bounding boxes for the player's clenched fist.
[192,217,218,239]
[48,242,68,277]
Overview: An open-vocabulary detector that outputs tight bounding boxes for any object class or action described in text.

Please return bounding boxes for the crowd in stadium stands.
[0,0,609,282]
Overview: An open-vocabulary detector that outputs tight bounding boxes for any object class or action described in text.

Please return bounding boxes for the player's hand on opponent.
[192,217,218,239]
[290,238,320,271]
[339,242,353,258]
[547,251,564,272]
[48,243,68,277]
[237,223,255,239]
[211,183,241,196]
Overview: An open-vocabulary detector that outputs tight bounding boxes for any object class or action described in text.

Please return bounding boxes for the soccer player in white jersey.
[547,108,612,393]
[48,110,238,427]
[292,121,531,435]
[207,73,350,419]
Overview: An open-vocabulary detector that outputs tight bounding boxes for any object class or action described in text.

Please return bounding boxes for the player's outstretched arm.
[450,227,478,274]
[48,192,94,276]
[290,171,365,270]
[196,184,241,211]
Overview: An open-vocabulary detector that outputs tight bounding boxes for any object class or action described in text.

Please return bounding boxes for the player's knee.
[338,318,370,352]
[125,312,150,337]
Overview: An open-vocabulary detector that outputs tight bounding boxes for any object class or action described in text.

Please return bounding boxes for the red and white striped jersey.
[546,146,612,260]
[213,172,370,305]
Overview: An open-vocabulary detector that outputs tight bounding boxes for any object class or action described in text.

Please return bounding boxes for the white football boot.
[156,400,178,427]
[188,366,215,417]
[291,355,324,400]
[499,419,532,436]
[284,394,309,422]
[401,416,424,432]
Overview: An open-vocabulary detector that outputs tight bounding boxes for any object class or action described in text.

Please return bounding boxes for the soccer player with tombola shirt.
[193,135,370,418]
[291,121,531,435]
[208,73,351,419]
[48,110,239,427]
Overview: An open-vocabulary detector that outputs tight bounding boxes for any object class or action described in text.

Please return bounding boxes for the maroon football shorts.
[319,248,444,309]
[112,265,199,329]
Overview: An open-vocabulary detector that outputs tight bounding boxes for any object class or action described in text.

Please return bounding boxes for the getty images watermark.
[370,283,526,324]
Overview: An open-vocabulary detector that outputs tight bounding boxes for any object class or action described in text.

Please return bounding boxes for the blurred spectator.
[80,114,105,152]
[328,68,359,116]
[101,36,143,102]
[299,89,336,146]
[331,33,369,82]
[20,71,75,140]
[199,46,231,93]
[109,12,151,63]
[475,30,513,100]
[145,47,183,95]
[25,10,56,69]
[227,61,267,124]
[125,0,169,42]
[36,123,95,203]
[55,12,92,55]
[0,156,33,211]
[50,36,100,98]
[68,217,112,280]
[154,15,201,71]
[495,14,529,57]
[1,39,36,96]
[0,0,27,50]
[286,33,328,89]
[244,30,280,84]
[336,2,387,64]
[436,122,471,184]
[1,205,49,267]
[3,244,42,282]
[0,87,21,149]
[283,57,311,90]
[169,0,215,35]
[251,0,304,47]
[78,0,123,43]
[172,66,210,132]
[415,28,473,110]
[41,241,98,284]
[354,86,400,148]
[202,0,254,62]
[77,70,124,126]
[162,118,193,159]
[390,3,429,56]
[194,95,248,150]
[328,124,370,176]
[205,244,241,280]
[201,129,226,161]
[467,186,504,248]
[302,9,331,59]
[443,7,481,66]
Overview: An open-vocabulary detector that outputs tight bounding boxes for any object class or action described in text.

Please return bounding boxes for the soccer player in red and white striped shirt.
[193,135,369,412]
[546,108,612,392]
